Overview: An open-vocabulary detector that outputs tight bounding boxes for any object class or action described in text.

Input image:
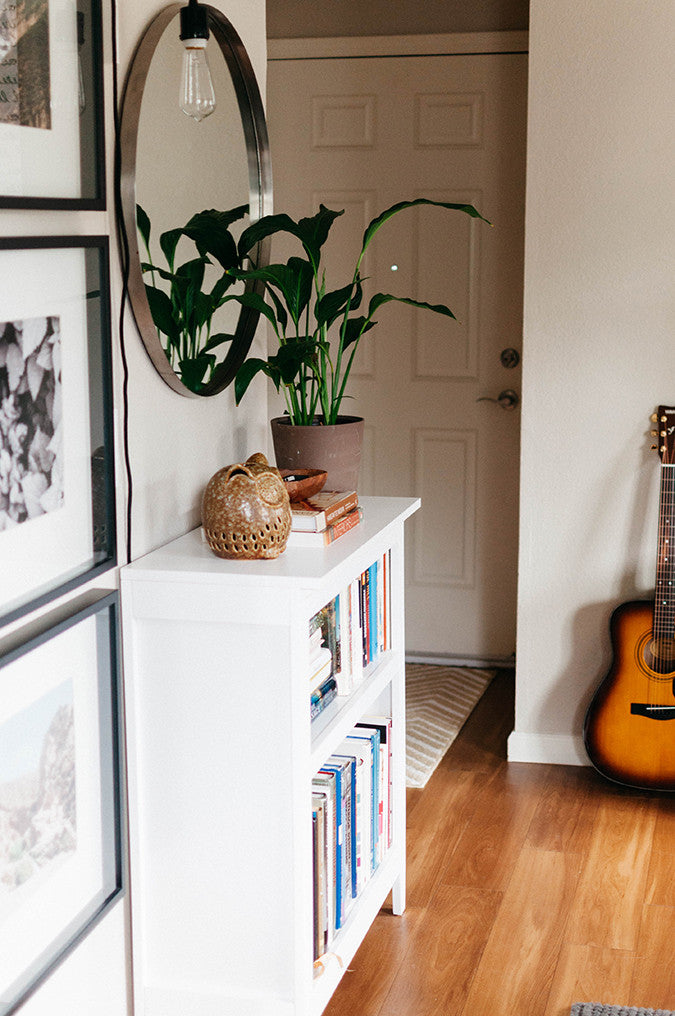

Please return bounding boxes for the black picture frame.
[0,0,106,209]
[0,590,123,1015]
[0,235,116,629]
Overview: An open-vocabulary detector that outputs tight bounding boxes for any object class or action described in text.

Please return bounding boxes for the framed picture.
[0,0,105,208]
[0,236,116,629]
[0,590,122,1015]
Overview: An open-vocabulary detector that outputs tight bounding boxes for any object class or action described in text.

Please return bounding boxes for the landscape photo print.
[0,594,122,1015]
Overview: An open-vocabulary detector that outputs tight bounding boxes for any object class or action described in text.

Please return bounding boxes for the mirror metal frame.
[119,4,272,397]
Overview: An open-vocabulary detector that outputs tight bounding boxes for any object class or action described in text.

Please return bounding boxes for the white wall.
[2,0,269,1013]
[510,0,675,765]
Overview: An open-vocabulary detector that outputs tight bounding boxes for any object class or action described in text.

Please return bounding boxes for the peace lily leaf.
[202,332,234,353]
[235,357,282,404]
[238,205,343,273]
[342,315,377,349]
[269,337,318,384]
[222,290,282,335]
[267,286,288,333]
[359,198,491,269]
[232,259,313,325]
[316,278,362,328]
[179,353,214,392]
[136,204,151,249]
[367,292,456,320]
[184,209,240,271]
[159,228,184,272]
[145,285,181,341]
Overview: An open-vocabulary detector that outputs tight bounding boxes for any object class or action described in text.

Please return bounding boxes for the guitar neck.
[654,463,675,636]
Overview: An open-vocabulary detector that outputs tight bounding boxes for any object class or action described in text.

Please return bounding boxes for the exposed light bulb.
[179,0,215,123]
[179,39,216,122]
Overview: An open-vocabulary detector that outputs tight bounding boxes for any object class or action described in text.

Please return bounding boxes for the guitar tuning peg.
[652,444,659,450]
[652,430,658,436]
[662,415,668,422]
[661,430,667,437]
[651,413,658,422]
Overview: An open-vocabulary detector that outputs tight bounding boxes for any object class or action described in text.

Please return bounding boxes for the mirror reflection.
[120,4,272,397]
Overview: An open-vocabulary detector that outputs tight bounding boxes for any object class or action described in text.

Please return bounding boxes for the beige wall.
[510,0,675,764]
[267,0,528,39]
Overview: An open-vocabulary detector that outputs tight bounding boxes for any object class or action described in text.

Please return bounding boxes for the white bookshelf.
[120,495,420,1016]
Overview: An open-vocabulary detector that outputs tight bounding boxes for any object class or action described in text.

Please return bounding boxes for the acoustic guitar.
[583,405,675,791]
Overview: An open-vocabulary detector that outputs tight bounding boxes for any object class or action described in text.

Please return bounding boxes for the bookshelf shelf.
[121,495,419,1016]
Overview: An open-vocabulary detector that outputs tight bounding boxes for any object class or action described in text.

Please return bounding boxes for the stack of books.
[309,550,391,714]
[287,490,362,548]
[309,613,337,720]
[312,716,392,960]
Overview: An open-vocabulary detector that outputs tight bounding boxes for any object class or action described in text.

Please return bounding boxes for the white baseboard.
[406,651,514,669]
[507,731,590,767]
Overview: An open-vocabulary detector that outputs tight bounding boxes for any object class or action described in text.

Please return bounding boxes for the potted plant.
[229,198,490,489]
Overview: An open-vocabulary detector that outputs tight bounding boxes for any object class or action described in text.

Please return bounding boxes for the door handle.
[476,389,519,411]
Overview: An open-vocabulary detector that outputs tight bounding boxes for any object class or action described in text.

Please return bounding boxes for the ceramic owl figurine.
[201,452,291,559]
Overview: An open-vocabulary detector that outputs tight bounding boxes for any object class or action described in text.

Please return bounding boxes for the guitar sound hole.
[641,636,675,676]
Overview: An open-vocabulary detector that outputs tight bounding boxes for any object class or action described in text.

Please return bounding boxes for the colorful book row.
[309,551,392,718]
[311,716,393,962]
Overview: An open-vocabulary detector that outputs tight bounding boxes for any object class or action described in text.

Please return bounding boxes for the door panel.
[267,46,527,662]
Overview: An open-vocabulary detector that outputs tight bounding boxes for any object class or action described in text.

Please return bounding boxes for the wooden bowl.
[280,468,328,501]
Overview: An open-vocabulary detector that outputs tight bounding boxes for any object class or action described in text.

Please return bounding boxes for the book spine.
[310,678,337,719]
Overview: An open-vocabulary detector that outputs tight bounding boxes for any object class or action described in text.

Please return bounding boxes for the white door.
[267,36,527,663]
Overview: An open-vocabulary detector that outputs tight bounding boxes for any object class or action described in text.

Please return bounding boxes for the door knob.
[476,388,519,410]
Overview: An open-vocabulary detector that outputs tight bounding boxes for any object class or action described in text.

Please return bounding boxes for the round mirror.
[119,3,272,397]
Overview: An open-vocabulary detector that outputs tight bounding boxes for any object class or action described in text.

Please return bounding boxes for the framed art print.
[0,591,122,1015]
[0,236,116,628]
[0,0,105,208]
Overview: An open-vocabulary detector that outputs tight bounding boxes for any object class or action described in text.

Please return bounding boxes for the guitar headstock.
[652,406,675,464]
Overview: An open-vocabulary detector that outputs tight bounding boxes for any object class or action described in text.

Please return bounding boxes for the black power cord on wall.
[110,0,134,565]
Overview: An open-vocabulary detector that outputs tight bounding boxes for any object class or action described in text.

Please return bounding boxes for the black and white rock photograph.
[0,315,63,533]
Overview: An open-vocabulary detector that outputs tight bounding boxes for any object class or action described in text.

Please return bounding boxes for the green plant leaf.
[179,353,214,392]
[269,337,318,384]
[267,286,288,332]
[221,289,282,336]
[136,204,151,249]
[232,259,313,325]
[159,228,184,272]
[235,357,282,404]
[202,332,234,352]
[210,273,234,305]
[145,284,180,341]
[367,292,457,320]
[238,205,343,273]
[342,315,377,349]
[316,278,362,328]
[359,198,490,268]
[183,208,243,271]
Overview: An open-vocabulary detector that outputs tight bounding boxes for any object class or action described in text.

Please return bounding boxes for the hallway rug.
[572,1006,675,1016]
[405,664,495,788]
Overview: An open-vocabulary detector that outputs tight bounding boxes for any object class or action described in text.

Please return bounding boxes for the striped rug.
[405,663,495,788]
[571,1007,675,1016]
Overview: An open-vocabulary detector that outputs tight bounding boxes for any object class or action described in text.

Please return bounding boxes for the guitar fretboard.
[653,464,675,655]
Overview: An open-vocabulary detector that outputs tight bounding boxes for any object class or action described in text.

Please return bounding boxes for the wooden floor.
[325,669,675,1016]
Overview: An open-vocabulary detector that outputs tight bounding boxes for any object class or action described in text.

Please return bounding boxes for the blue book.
[319,761,344,928]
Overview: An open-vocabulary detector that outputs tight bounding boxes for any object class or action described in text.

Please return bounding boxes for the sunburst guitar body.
[584,406,675,792]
